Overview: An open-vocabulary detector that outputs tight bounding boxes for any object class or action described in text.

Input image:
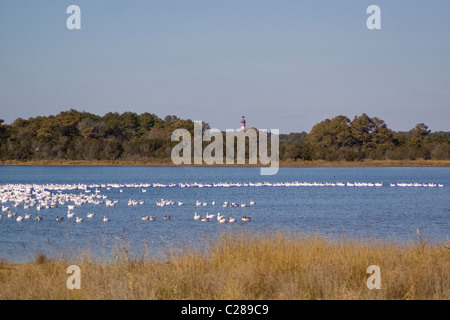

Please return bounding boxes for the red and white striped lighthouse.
[240,116,246,131]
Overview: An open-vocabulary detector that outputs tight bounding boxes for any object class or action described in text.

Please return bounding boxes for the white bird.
[103,216,109,222]
[87,212,95,218]
[76,217,83,223]
[142,215,149,221]
[24,213,31,220]
[206,212,215,219]
[218,216,226,223]
[249,200,255,205]
[227,217,236,223]
[67,211,76,218]
[16,215,23,222]
[194,212,201,220]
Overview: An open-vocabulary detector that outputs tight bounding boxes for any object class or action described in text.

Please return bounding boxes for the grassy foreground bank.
[0,232,448,300]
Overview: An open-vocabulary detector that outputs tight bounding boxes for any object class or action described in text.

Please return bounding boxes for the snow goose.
[218,216,226,223]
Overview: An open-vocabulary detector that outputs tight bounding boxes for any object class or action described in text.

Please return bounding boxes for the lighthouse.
[240,116,246,131]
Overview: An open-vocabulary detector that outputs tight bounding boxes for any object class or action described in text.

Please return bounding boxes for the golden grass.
[1,159,450,167]
[279,159,450,167]
[0,231,448,300]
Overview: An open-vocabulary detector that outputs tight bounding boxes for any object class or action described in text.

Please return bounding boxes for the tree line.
[0,110,449,162]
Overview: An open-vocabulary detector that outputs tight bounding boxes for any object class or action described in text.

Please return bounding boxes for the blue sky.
[1,1,449,133]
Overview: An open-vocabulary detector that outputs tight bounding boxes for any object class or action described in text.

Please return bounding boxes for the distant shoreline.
[1,159,449,167]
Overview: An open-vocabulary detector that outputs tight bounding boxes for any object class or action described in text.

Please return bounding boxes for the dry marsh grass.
[0,231,448,300]
[2,159,450,167]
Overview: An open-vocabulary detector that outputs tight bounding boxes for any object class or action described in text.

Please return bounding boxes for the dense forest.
[0,110,449,163]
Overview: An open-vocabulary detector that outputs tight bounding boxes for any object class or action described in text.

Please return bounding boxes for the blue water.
[0,166,448,262]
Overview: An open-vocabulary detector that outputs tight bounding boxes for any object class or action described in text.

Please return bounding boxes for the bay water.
[0,166,448,262]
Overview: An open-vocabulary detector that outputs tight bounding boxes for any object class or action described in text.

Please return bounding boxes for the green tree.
[307,115,352,150]
[408,123,430,149]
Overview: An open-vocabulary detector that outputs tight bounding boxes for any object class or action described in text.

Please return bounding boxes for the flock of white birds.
[0,180,444,224]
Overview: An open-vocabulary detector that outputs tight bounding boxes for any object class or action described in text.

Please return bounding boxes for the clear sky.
[1,0,449,133]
